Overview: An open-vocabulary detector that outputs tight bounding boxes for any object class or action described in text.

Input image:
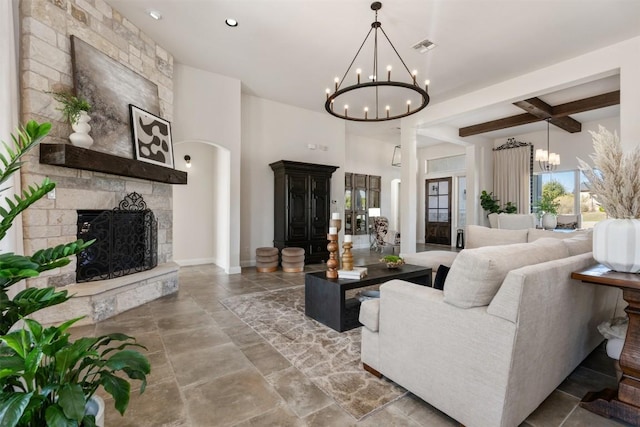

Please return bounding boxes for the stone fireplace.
[19,1,180,326]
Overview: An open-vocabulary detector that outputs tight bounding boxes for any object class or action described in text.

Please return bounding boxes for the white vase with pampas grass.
[578,126,640,273]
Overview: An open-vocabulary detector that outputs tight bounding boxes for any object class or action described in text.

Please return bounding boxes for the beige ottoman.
[256,247,279,272]
[281,247,305,272]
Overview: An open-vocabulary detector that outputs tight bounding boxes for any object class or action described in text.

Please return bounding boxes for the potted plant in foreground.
[0,121,150,426]
[578,125,640,272]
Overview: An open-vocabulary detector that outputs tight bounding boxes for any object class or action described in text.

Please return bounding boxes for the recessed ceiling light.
[225,18,238,27]
[147,9,162,20]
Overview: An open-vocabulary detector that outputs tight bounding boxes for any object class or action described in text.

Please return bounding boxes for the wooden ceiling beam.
[513,97,581,133]
[458,113,541,137]
[458,91,620,137]
[552,90,620,116]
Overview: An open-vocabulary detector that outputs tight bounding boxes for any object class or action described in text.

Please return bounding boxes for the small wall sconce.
[184,155,191,168]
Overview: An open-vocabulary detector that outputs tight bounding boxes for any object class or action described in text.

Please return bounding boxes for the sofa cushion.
[465,225,528,249]
[433,265,450,290]
[443,238,570,308]
[562,230,593,255]
[496,213,537,230]
[401,250,458,271]
[359,299,380,332]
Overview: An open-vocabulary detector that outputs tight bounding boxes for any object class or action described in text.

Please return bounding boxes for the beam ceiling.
[458,91,620,137]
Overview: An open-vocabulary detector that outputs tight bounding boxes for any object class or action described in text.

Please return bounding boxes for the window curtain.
[493,145,531,214]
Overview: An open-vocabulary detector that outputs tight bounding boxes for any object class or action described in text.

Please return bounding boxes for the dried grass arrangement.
[577,126,640,219]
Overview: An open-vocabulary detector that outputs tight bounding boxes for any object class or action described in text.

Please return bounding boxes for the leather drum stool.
[256,247,279,272]
[281,247,305,272]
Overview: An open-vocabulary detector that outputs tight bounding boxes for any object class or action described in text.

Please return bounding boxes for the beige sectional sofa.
[360,227,620,427]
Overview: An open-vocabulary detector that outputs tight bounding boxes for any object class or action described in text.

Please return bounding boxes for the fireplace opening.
[77,193,157,282]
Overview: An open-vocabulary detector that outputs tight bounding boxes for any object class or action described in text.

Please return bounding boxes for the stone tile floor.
[71,247,629,426]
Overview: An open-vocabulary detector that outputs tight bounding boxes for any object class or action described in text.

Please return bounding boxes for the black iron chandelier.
[325,2,430,122]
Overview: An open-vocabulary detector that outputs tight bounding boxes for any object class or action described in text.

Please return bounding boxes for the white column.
[1,0,24,297]
[399,126,417,254]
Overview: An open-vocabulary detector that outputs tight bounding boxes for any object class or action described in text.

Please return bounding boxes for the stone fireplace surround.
[19,0,180,326]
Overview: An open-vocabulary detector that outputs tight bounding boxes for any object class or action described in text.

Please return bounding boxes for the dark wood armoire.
[269,160,338,264]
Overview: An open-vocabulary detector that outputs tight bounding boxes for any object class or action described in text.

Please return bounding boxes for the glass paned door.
[425,177,452,245]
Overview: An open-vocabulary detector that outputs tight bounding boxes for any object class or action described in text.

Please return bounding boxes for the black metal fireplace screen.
[76,192,157,282]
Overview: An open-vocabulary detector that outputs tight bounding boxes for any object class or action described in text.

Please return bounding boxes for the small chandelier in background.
[184,155,192,169]
[535,118,560,171]
[325,2,430,122]
[391,145,401,167]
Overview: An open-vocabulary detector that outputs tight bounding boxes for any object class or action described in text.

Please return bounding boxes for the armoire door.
[425,177,452,245]
[287,174,308,241]
[309,175,330,241]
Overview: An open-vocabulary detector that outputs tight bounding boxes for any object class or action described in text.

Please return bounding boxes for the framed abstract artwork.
[129,104,174,168]
[72,36,160,158]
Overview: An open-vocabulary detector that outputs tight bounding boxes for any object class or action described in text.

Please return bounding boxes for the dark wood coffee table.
[305,263,432,332]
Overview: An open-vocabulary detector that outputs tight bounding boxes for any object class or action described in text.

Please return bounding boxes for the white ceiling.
[107,0,640,144]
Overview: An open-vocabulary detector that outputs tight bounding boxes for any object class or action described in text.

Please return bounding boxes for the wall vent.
[412,39,436,53]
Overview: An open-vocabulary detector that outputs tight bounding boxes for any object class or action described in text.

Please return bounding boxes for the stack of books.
[338,266,368,280]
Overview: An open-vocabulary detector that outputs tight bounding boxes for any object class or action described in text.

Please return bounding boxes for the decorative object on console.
[536,118,561,171]
[71,36,160,158]
[380,254,404,269]
[324,2,429,122]
[130,104,174,168]
[578,126,640,272]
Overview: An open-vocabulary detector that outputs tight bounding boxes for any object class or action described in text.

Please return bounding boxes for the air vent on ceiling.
[412,39,436,53]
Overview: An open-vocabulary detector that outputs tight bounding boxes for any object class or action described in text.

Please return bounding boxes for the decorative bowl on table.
[380,256,404,269]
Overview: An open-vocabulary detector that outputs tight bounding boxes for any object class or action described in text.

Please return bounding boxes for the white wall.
[173,64,241,273]
[240,94,346,266]
[493,116,621,172]
[173,142,219,265]
[344,135,401,248]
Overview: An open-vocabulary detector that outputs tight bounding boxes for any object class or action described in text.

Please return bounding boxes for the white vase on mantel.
[593,218,640,273]
[69,110,94,148]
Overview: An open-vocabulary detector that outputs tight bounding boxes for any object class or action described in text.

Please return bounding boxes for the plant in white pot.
[50,91,93,149]
[578,126,640,272]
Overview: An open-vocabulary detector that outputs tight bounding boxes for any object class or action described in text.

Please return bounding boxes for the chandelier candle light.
[324,2,430,122]
[535,119,561,171]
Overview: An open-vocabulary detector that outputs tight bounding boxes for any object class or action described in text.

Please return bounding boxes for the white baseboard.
[174,258,215,266]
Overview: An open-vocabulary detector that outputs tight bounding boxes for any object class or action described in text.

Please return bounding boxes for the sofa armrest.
[359,299,379,332]
[376,280,517,426]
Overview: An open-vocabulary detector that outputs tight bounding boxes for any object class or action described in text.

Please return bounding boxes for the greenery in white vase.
[49,91,92,124]
[577,126,640,219]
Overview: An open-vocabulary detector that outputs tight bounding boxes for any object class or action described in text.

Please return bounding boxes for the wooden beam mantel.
[459,90,620,137]
[40,143,188,185]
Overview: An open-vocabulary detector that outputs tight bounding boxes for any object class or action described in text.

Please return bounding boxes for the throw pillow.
[433,264,450,290]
